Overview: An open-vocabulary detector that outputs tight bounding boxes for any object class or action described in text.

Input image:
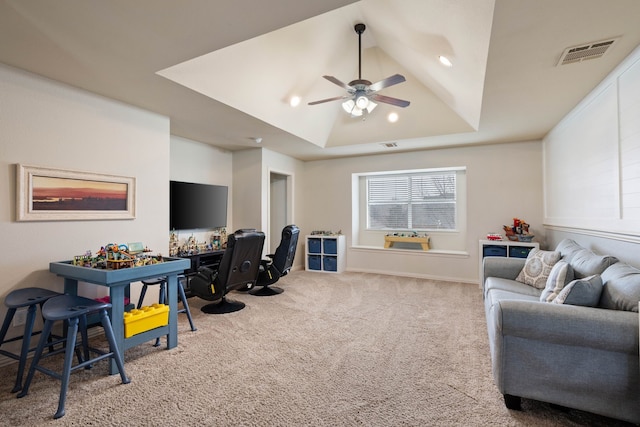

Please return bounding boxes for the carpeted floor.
[0,271,634,426]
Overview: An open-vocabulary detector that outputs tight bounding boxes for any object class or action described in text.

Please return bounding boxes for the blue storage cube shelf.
[308,238,322,254]
[308,255,321,270]
[323,239,338,255]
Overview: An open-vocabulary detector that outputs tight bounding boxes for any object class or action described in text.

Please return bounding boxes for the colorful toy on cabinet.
[503,217,534,242]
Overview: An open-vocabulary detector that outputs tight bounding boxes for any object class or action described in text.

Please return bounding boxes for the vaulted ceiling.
[1,0,640,160]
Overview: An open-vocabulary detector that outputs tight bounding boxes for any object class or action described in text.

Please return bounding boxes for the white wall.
[544,45,640,264]
[301,142,543,283]
[0,64,170,357]
[170,136,233,247]
[231,147,305,261]
[232,149,263,230]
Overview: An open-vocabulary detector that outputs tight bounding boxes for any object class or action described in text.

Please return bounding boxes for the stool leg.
[99,310,130,385]
[12,304,38,393]
[178,282,197,332]
[0,308,19,392]
[17,318,54,399]
[137,284,149,309]
[159,282,167,305]
[51,317,79,419]
[0,308,16,346]
[79,314,92,369]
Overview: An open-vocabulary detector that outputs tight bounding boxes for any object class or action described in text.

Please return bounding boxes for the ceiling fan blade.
[323,75,353,91]
[370,93,410,108]
[368,74,406,92]
[308,95,350,106]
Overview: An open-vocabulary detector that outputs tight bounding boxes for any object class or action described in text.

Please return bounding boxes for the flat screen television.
[169,180,228,230]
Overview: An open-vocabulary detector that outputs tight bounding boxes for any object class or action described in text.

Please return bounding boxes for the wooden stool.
[17,295,130,419]
[0,287,61,393]
[138,276,196,346]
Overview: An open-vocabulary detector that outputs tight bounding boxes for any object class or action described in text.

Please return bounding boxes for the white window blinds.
[367,170,457,230]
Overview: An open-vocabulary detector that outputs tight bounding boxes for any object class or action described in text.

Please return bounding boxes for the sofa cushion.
[515,249,561,289]
[540,260,573,302]
[555,238,584,262]
[485,277,542,298]
[599,262,640,312]
[552,274,603,306]
[485,287,540,313]
[555,238,618,278]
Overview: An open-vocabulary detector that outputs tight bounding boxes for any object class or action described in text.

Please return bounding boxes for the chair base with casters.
[17,295,130,419]
[191,266,251,314]
[190,229,265,314]
[0,287,62,393]
[250,224,299,297]
[249,260,284,296]
[200,296,247,314]
[137,275,196,346]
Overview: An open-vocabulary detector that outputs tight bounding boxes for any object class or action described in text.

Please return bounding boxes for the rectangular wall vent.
[381,142,398,148]
[557,38,618,66]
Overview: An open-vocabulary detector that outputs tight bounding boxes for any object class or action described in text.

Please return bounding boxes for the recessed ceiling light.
[439,55,453,67]
[387,112,399,123]
[252,137,262,144]
[289,96,301,107]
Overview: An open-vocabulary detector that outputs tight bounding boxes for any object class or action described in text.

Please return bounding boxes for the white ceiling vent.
[557,38,618,66]
[381,142,398,148]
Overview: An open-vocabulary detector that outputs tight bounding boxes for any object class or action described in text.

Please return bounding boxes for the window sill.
[350,245,469,258]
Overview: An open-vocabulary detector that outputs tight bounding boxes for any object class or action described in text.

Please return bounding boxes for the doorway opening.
[269,171,293,252]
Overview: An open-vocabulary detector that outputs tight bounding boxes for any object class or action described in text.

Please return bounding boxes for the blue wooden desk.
[49,257,190,374]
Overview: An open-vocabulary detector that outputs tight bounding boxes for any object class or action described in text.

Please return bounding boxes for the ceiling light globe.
[289,96,301,107]
[355,95,369,109]
[342,99,355,114]
[387,112,399,123]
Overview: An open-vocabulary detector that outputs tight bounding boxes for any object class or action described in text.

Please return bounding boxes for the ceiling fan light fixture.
[343,97,377,117]
[355,95,369,109]
[342,99,356,114]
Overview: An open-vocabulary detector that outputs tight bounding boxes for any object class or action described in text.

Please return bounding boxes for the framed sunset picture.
[16,164,136,221]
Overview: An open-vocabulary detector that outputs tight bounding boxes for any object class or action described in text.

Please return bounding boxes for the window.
[367,169,458,231]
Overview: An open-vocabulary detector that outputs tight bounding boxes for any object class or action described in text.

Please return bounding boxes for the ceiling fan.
[308,23,410,117]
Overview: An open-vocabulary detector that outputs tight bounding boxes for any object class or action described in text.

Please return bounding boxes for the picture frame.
[16,164,136,221]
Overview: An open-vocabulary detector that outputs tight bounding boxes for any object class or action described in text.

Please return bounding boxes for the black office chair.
[250,224,299,296]
[190,229,265,314]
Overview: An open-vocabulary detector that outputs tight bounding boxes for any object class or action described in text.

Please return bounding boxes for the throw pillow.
[599,262,640,312]
[552,274,603,306]
[540,260,573,302]
[515,249,562,289]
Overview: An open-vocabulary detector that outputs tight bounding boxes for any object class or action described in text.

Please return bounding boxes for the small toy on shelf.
[503,217,534,242]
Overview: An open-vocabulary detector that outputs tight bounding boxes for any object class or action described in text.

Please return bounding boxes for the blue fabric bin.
[323,239,338,255]
[308,238,322,254]
[308,255,321,270]
[483,245,507,257]
[323,256,337,271]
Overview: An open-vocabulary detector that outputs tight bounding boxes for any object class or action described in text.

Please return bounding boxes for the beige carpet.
[0,271,633,426]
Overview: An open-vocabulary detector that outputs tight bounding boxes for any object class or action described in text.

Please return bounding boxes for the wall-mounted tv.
[169,180,228,230]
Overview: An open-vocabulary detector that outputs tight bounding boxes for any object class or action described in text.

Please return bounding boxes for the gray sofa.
[482,238,640,424]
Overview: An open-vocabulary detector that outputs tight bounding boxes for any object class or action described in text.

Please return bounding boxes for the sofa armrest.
[482,257,525,290]
[493,300,639,353]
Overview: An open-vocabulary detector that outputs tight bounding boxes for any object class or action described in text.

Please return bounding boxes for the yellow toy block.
[123,303,169,338]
